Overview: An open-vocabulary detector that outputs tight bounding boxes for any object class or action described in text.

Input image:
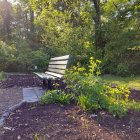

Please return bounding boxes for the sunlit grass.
[102,75,140,90]
[127,100,140,110]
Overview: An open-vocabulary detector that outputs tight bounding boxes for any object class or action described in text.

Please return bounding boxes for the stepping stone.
[23,87,45,103]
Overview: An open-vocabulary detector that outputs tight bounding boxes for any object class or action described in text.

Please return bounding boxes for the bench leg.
[43,79,46,87]
[48,79,52,90]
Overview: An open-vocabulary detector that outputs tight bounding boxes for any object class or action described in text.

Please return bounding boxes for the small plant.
[40,90,72,105]
[34,133,40,140]
[34,133,46,140]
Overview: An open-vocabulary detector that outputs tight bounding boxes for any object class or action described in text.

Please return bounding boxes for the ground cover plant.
[41,90,72,105]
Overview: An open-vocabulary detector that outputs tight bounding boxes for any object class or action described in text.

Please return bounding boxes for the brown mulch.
[129,90,140,102]
[0,74,140,140]
[0,74,43,89]
[0,102,140,140]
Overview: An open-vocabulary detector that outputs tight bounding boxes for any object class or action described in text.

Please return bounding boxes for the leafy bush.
[40,90,72,105]
[63,57,130,117]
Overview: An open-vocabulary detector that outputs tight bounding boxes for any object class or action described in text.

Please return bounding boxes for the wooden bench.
[34,55,70,89]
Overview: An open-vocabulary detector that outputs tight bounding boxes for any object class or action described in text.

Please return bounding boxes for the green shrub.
[63,57,130,118]
[40,90,72,105]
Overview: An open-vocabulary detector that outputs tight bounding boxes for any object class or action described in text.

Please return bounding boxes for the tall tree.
[0,0,13,41]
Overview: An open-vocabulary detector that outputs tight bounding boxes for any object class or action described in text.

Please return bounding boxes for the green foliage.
[102,0,140,76]
[31,0,94,64]
[64,58,131,117]
[127,100,140,110]
[0,40,49,72]
[27,50,49,72]
[105,85,130,117]
[40,90,72,105]
[0,0,139,76]
[34,133,46,140]
[78,94,100,111]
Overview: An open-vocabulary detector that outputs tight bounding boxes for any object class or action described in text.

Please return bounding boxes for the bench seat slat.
[34,72,56,79]
[50,55,69,61]
[45,71,63,78]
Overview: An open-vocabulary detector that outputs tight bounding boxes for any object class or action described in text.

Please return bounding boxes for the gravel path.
[0,87,23,116]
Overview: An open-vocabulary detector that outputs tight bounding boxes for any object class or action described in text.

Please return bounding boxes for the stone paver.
[23,87,45,103]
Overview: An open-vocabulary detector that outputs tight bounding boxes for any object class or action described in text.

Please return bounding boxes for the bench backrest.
[45,55,70,78]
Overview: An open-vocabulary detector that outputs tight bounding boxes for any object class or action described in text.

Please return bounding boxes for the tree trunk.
[30,8,35,49]
[92,0,101,50]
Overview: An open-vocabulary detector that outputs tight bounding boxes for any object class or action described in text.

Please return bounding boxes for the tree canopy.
[0,0,139,76]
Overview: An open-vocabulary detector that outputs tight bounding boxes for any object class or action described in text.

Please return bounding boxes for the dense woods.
[0,0,140,76]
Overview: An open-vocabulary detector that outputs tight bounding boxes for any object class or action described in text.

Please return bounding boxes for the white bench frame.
[34,55,70,89]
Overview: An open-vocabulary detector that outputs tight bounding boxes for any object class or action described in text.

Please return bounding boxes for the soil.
[129,90,140,102]
[0,74,140,140]
[0,74,43,89]
[0,102,140,140]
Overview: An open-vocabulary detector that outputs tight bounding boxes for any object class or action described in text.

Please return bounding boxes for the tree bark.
[92,0,101,50]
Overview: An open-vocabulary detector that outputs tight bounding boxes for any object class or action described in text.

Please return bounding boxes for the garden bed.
[0,74,140,140]
[0,100,140,140]
[0,74,43,89]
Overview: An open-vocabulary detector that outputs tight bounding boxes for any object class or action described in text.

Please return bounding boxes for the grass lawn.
[102,75,140,90]
[0,72,6,81]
